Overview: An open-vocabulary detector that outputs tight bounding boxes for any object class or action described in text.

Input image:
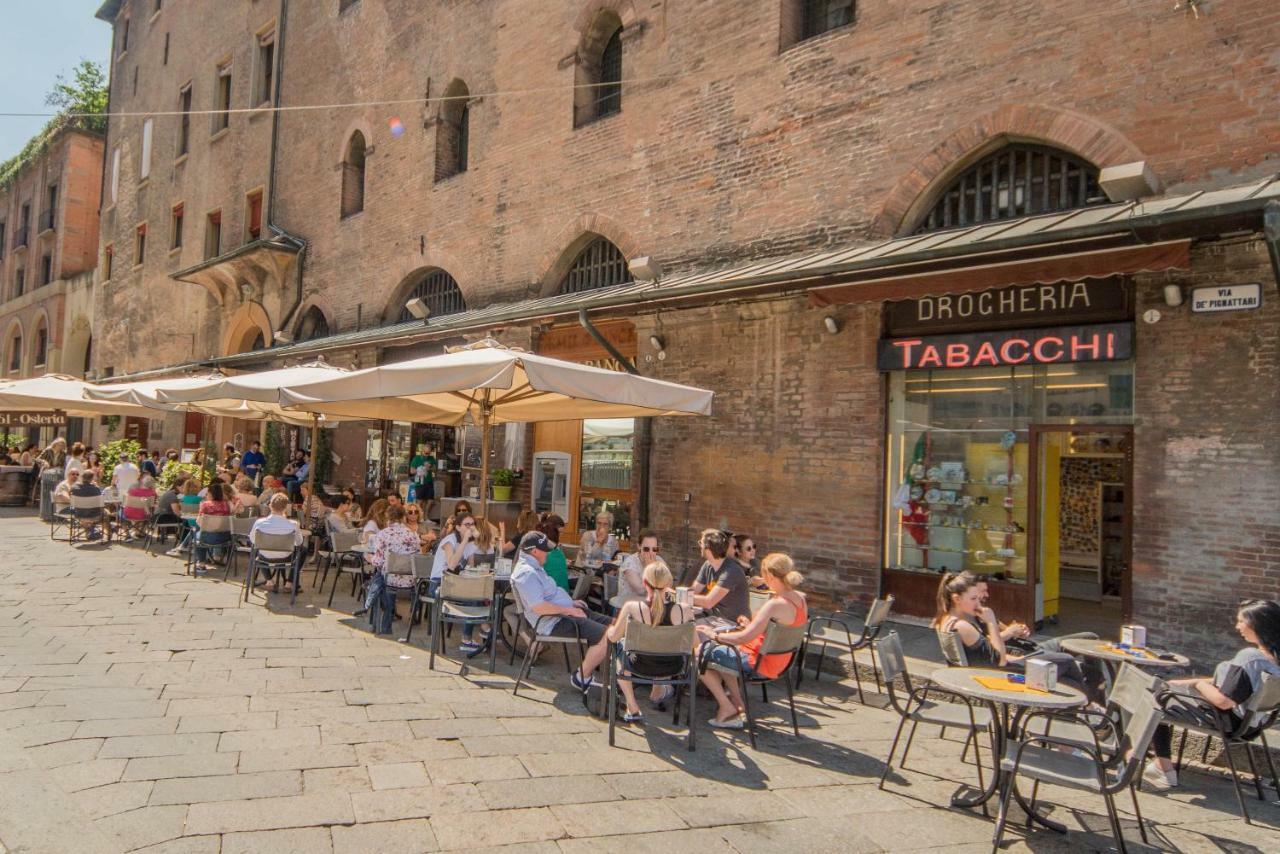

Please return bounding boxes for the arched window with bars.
[435,80,470,182]
[397,268,466,322]
[912,144,1105,234]
[558,236,632,295]
[573,12,624,127]
[296,307,330,342]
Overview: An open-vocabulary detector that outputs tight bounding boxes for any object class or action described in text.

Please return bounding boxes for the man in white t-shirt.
[250,493,304,587]
[112,458,141,495]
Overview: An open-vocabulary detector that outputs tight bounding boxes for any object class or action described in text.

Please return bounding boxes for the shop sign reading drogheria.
[877,323,1133,371]
[883,279,1132,336]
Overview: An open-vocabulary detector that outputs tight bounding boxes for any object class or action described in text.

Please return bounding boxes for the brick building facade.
[89,0,1280,662]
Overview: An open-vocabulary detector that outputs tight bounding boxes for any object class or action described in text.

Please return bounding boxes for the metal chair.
[188,514,232,575]
[704,622,807,749]
[875,632,994,801]
[225,515,257,582]
[1167,672,1280,824]
[369,552,425,636]
[68,494,107,544]
[936,625,970,667]
[243,530,301,604]
[119,493,154,542]
[430,572,497,676]
[325,528,369,608]
[799,594,894,701]
[608,621,698,751]
[509,582,589,697]
[748,590,771,615]
[995,672,1164,852]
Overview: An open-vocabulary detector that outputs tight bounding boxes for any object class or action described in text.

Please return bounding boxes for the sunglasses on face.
[461,521,475,528]
[742,545,756,552]
[641,546,659,553]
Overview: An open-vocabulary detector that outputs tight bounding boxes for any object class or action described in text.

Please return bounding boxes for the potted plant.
[490,468,516,501]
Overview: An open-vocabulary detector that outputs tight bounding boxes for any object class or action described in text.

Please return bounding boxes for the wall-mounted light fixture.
[404,297,431,320]
[629,256,662,282]
[1162,284,1184,307]
[823,316,840,334]
[648,334,665,351]
[273,330,294,344]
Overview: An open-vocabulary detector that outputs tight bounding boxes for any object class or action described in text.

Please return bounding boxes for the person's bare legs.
[618,678,642,715]
[699,670,739,721]
[577,635,610,683]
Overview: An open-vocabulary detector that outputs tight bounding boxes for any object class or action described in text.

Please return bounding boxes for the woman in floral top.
[369,504,421,634]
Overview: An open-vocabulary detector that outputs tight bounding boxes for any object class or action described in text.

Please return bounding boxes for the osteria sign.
[0,411,68,428]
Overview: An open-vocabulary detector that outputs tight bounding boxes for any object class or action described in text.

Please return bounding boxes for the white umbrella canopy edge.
[0,374,160,418]
[155,363,357,406]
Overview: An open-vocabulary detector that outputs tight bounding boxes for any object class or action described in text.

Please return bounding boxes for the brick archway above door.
[871,105,1147,238]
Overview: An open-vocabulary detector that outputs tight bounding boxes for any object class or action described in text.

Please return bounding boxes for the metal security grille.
[399,269,466,322]
[596,29,622,118]
[558,237,632,294]
[914,144,1104,234]
[803,0,855,40]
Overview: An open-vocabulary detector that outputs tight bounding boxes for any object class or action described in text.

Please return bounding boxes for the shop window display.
[884,362,1132,582]
[577,418,634,539]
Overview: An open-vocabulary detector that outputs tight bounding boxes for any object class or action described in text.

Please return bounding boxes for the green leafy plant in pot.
[490,468,516,501]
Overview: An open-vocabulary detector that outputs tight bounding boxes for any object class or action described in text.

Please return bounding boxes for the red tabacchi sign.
[877,323,1132,371]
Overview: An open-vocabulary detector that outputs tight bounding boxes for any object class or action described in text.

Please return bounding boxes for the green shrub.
[99,438,141,485]
[158,460,206,492]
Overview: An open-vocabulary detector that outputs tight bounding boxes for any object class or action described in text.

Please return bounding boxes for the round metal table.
[929,666,1087,834]
[1059,638,1189,670]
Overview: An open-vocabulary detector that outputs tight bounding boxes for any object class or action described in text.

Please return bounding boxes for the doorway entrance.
[1030,426,1132,637]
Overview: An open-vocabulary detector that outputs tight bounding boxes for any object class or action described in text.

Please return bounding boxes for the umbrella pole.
[306,415,319,509]
[478,390,492,514]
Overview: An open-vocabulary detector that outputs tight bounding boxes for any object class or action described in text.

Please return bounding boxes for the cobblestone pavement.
[1,510,1277,853]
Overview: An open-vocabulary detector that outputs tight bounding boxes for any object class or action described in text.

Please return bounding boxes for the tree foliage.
[0,60,108,190]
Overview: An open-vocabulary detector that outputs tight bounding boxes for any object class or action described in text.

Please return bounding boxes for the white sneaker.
[1143,762,1178,789]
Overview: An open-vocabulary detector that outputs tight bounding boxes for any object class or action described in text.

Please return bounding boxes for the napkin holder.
[1025,658,1057,692]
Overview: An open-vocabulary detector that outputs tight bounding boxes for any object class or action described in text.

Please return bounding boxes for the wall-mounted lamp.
[404,297,431,320]
[1162,284,1184,307]
[823,316,840,334]
[648,334,665,351]
[273,330,294,344]
[629,256,663,282]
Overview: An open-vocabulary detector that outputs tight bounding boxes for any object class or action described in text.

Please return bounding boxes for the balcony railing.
[38,209,56,233]
[11,226,29,250]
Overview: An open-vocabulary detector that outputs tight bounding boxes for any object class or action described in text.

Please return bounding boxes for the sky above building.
[0,1,111,161]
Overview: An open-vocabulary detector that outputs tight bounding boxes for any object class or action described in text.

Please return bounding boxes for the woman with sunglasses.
[429,512,479,596]
[617,530,661,598]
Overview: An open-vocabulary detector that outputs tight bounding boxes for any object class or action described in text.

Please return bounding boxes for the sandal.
[708,715,744,730]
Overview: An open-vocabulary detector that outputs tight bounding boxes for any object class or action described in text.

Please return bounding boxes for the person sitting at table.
[599,559,691,722]
[257,477,283,512]
[69,470,105,541]
[193,481,233,573]
[342,487,363,525]
[690,529,751,623]
[617,530,661,599]
[512,530,613,693]
[733,533,758,576]
[695,552,808,729]
[429,511,479,594]
[51,469,77,518]
[469,516,504,569]
[360,499,389,544]
[86,450,103,484]
[503,510,540,559]
[230,475,256,511]
[329,493,357,529]
[537,518,571,593]
[1143,599,1280,789]
[138,450,158,479]
[579,511,619,565]
[368,504,422,634]
[249,492,305,589]
[121,474,158,538]
[933,571,1094,699]
[404,503,438,553]
[164,478,204,557]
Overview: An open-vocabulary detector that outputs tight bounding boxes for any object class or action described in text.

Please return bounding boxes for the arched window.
[5,329,22,375]
[31,318,48,369]
[574,12,623,127]
[913,144,1104,234]
[435,80,470,181]
[296,307,330,341]
[397,268,466,322]
[248,331,266,352]
[558,236,632,294]
[340,131,366,218]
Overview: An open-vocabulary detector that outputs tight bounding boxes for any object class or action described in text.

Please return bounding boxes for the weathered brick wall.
[1131,239,1280,666]
[633,295,885,607]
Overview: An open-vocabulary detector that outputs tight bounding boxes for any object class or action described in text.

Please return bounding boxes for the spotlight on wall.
[1162,284,1184,308]
[273,330,294,344]
[404,297,431,320]
[628,256,663,282]
[823,316,840,334]
[648,334,665,352]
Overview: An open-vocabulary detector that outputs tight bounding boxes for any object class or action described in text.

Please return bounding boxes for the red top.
[199,499,231,516]
[741,594,807,680]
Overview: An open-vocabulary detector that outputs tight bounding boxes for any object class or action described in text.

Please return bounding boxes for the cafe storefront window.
[578,417,633,539]
[884,360,1134,583]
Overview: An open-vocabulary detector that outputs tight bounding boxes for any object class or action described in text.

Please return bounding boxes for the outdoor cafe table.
[928,666,1087,833]
[1058,637,1190,672]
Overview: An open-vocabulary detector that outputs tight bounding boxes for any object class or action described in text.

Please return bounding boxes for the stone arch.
[380,248,475,324]
[567,0,639,54]
[63,315,93,378]
[27,309,52,371]
[291,296,337,341]
[537,213,641,296]
[221,301,273,356]
[870,104,1147,237]
[569,2,637,126]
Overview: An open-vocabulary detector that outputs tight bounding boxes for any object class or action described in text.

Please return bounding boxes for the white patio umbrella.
[153,362,357,498]
[0,374,158,418]
[85,374,350,428]
[276,339,714,507]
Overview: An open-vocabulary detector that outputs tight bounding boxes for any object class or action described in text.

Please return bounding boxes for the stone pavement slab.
[3,508,1278,853]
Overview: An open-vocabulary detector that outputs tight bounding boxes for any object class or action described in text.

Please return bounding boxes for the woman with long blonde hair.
[598,560,690,723]
[695,552,807,729]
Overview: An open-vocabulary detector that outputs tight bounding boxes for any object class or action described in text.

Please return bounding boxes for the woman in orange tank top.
[696,553,807,729]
